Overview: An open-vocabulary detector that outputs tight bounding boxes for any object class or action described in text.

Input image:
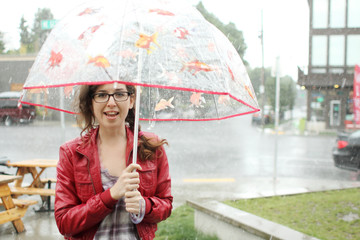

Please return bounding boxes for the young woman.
[55,83,172,240]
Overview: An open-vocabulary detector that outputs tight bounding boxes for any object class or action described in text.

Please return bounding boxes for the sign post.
[353,65,360,126]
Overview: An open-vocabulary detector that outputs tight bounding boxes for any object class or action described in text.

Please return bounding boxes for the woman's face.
[92,83,134,130]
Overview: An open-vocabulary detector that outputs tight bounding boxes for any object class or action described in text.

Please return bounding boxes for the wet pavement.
[1,176,360,239]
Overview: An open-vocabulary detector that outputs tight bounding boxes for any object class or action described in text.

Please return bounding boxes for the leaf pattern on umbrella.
[88,55,110,68]
[181,60,213,76]
[21,0,259,121]
[48,51,63,68]
[78,23,104,40]
[135,32,161,54]
[149,8,175,16]
[155,97,175,111]
[173,27,189,39]
[78,7,100,16]
[190,92,205,108]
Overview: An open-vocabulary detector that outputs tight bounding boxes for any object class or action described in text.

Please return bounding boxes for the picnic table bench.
[6,159,58,211]
[0,175,38,233]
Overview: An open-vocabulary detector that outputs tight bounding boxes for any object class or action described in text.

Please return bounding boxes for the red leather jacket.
[55,127,172,239]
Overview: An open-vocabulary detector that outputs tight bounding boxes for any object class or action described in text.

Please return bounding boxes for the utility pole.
[273,56,281,182]
[259,9,265,128]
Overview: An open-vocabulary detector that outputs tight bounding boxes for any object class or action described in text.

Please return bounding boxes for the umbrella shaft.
[132,86,141,164]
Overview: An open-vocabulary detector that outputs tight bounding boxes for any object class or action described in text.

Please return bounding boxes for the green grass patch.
[224,188,360,240]
[155,204,218,240]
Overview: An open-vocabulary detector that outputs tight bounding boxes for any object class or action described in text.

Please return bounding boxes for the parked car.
[0,91,36,126]
[332,130,360,171]
[252,105,273,125]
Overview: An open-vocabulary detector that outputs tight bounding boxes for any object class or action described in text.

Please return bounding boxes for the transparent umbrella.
[20,0,259,222]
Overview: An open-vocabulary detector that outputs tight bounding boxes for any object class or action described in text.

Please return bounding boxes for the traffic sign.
[41,20,58,30]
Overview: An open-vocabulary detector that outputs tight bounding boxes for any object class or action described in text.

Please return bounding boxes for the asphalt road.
[0,114,354,182]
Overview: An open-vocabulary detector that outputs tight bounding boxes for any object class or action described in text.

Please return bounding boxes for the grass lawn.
[155,204,218,240]
[224,188,360,240]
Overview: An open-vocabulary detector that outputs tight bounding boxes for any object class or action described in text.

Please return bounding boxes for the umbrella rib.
[212,94,220,119]
[103,68,113,81]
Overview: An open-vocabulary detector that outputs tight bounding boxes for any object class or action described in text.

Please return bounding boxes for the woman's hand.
[110,163,141,200]
[125,190,145,214]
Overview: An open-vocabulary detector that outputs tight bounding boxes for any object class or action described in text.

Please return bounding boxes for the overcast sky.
[1,0,309,80]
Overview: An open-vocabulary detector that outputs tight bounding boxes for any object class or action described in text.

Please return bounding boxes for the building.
[298,0,360,130]
[0,55,35,92]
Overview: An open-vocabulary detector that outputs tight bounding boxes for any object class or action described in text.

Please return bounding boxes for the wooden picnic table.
[0,175,37,233]
[6,159,58,211]
[7,159,58,188]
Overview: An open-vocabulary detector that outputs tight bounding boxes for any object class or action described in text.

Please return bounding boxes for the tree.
[30,8,54,52]
[196,1,248,65]
[0,31,5,54]
[19,16,32,53]
[247,67,272,96]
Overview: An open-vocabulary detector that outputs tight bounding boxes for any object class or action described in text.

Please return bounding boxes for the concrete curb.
[187,199,320,240]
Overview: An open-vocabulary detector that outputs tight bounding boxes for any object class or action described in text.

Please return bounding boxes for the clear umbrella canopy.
[20,0,259,121]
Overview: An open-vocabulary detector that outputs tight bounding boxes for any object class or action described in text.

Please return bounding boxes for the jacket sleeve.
[54,143,117,237]
[142,145,173,224]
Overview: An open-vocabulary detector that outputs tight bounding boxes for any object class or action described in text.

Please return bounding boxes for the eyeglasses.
[92,92,133,103]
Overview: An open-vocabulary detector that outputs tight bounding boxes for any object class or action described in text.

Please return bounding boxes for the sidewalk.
[1,176,359,239]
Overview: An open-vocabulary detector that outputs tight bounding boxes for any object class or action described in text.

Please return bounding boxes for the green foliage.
[224,188,360,240]
[196,1,248,65]
[19,16,32,53]
[265,74,297,112]
[155,204,218,240]
[31,8,54,52]
[247,67,272,96]
[17,8,54,54]
[0,31,5,53]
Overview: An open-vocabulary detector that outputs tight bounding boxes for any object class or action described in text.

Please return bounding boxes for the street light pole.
[259,9,265,128]
[274,56,281,181]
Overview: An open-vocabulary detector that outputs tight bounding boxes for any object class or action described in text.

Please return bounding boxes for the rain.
[0,0,360,239]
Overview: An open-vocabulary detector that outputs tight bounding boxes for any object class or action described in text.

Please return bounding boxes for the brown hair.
[75,84,168,160]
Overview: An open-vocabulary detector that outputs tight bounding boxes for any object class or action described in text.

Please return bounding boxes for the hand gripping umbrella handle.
[130,84,144,225]
[130,198,145,224]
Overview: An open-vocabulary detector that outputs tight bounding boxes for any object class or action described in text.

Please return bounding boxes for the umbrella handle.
[130,198,145,224]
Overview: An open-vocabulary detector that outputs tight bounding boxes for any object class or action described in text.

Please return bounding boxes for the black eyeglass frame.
[92,92,133,103]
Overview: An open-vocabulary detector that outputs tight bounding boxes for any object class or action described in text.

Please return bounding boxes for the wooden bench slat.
[0,198,38,208]
[0,207,27,225]
[10,187,55,196]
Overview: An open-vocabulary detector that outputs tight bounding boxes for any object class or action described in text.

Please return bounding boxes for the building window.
[312,36,328,66]
[348,0,360,28]
[330,0,346,28]
[329,35,345,66]
[347,35,360,66]
[313,0,328,28]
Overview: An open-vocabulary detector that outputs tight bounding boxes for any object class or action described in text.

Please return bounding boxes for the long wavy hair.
[75,84,168,160]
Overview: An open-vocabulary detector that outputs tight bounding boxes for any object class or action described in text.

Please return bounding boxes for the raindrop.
[147,120,156,130]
